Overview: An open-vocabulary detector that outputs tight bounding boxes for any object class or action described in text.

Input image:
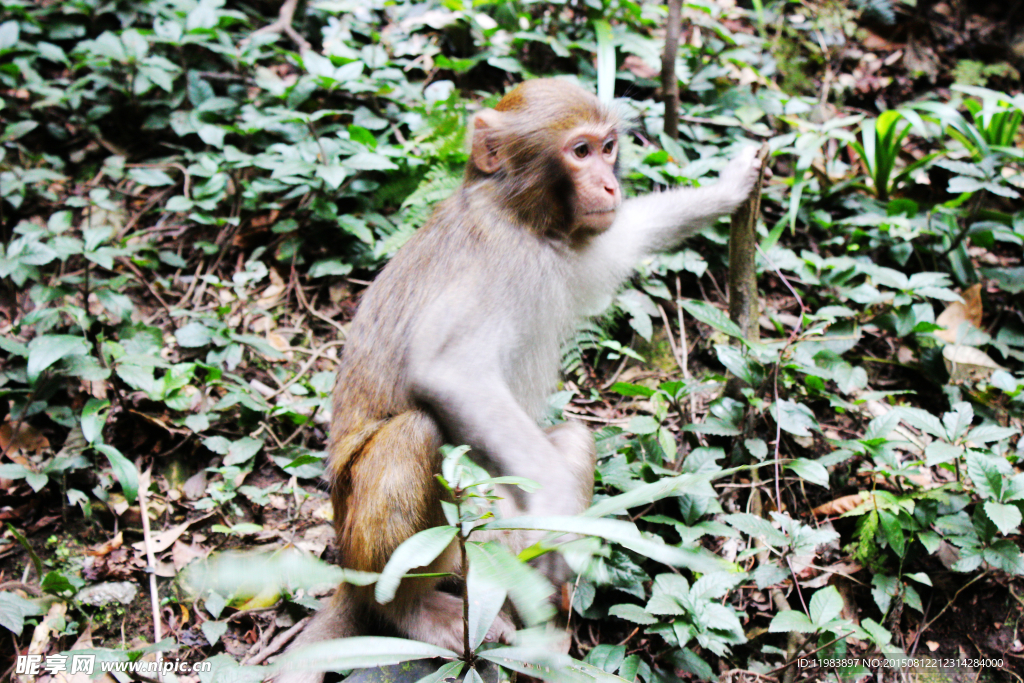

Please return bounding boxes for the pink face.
[562,128,621,232]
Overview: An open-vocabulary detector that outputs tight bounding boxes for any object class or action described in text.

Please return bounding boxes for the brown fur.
[271,78,765,683]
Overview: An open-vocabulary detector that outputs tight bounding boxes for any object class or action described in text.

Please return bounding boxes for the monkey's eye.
[573,142,589,159]
[603,140,615,155]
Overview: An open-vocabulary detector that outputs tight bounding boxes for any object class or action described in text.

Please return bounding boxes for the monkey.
[272,78,763,682]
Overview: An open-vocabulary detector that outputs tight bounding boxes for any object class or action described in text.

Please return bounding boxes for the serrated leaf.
[773,399,818,436]
[608,604,657,624]
[627,416,659,435]
[808,586,843,626]
[768,610,816,633]
[680,300,745,339]
[984,501,1021,535]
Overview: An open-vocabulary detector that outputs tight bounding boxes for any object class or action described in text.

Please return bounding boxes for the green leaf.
[608,604,657,625]
[465,541,554,627]
[224,437,263,466]
[128,168,176,186]
[609,382,655,398]
[773,399,818,437]
[768,610,816,633]
[480,646,630,683]
[464,544,509,649]
[593,19,615,104]
[94,444,140,503]
[27,335,91,382]
[274,637,456,674]
[680,300,746,340]
[81,399,110,445]
[984,501,1021,535]
[967,424,1018,445]
[175,322,212,347]
[967,451,1007,500]
[786,459,829,487]
[0,591,44,635]
[201,620,229,645]
[925,441,963,466]
[375,526,457,604]
[627,416,659,435]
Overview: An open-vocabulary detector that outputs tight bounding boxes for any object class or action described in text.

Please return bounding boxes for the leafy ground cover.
[1,0,1023,681]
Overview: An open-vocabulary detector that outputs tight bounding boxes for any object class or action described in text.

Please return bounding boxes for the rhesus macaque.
[274,78,763,682]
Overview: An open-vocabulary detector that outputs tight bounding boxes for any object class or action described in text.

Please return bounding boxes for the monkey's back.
[327,185,577,566]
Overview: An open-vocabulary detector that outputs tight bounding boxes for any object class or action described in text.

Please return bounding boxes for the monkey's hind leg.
[341,410,514,653]
[269,586,361,683]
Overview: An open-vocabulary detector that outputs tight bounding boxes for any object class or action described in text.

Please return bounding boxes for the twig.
[244,0,311,53]
[267,340,346,399]
[662,0,682,140]
[137,470,163,666]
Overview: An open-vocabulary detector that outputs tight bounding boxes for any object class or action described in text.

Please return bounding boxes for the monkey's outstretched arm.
[595,145,762,265]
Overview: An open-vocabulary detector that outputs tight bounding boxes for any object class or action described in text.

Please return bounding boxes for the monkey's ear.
[471,109,504,174]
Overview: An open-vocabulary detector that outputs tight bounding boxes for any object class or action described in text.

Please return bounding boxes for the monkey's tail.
[268,586,361,683]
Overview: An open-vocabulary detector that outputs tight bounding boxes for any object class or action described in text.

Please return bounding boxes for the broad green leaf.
[925,441,962,466]
[984,501,1021,535]
[375,526,457,604]
[768,610,816,633]
[786,459,829,487]
[94,444,139,503]
[480,646,630,683]
[608,604,657,624]
[465,544,510,649]
[27,335,90,382]
[175,322,213,348]
[81,399,110,444]
[967,424,1018,445]
[680,300,745,340]
[0,591,44,636]
[773,399,817,436]
[967,451,1007,500]
[466,541,553,626]
[627,416,659,435]
[274,637,455,674]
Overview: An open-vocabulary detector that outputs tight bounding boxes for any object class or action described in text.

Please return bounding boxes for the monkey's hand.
[717,145,765,210]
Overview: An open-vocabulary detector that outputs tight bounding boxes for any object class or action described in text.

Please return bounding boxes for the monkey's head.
[467,79,623,238]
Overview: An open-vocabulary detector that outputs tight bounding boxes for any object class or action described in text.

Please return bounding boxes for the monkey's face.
[562,127,621,232]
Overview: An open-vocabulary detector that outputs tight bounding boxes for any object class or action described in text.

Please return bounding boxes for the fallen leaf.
[132,520,191,554]
[812,493,872,518]
[943,344,1005,382]
[88,532,124,557]
[935,283,983,343]
[623,55,659,79]
[0,418,51,458]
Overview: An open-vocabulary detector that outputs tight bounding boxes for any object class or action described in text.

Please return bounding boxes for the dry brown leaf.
[171,539,210,570]
[87,531,123,557]
[623,55,659,79]
[935,283,982,344]
[132,520,191,554]
[811,492,872,518]
[256,268,286,309]
[0,418,51,458]
[27,601,67,657]
[943,344,1005,382]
